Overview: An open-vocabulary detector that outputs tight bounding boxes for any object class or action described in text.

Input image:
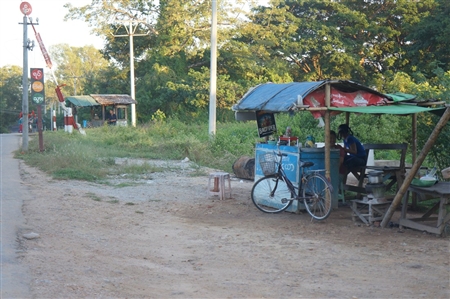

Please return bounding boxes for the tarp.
[65,94,136,107]
[65,95,98,107]
[233,80,446,117]
[385,92,417,102]
[329,105,445,115]
[233,80,389,113]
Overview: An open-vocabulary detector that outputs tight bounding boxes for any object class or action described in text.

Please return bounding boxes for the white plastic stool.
[208,172,232,200]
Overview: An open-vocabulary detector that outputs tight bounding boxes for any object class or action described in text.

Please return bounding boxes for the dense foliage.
[1,0,449,170]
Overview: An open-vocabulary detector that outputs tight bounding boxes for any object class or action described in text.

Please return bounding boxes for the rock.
[23,232,40,240]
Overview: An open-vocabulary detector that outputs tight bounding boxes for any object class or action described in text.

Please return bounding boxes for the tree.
[46,44,113,101]
[404,0,450,79]
[234,0,369,82]
[0,66,23,132]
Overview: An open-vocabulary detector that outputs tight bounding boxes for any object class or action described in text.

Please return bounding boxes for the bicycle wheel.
[303,173,333,220]
[251,175,293,213]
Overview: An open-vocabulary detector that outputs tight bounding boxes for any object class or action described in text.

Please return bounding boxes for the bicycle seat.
[300,161,314,168]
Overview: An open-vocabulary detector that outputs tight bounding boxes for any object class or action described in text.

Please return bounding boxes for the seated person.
[337,124,366,183]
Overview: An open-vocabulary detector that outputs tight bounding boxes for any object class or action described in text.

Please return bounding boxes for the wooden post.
[381,107,450,228]
[324,84,331,180]
[37,105,44,152]
[411,114,418,208]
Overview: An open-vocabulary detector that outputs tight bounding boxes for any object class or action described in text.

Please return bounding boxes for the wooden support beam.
[325,84,331,180]
[381,107,450,228]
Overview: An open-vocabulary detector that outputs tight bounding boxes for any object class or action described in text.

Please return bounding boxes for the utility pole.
[209,0,218,136]
[112,20,149,127]
[19,2,37,151]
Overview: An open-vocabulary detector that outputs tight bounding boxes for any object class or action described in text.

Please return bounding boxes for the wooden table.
[345,166,403,199]
[344,143,407,199]
[399,182,450,235]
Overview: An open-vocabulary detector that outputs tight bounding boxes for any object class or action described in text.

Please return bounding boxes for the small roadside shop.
[65,94,137,127]
[233,79,449,230]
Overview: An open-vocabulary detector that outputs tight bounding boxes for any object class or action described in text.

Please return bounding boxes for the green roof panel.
[65,95,99,107]
[385,92,417,102]
[329,105,444,115]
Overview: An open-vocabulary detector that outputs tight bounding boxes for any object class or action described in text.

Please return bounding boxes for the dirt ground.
[18,159,449,298]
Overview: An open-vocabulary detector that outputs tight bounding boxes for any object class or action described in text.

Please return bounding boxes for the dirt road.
[14,159,450,298]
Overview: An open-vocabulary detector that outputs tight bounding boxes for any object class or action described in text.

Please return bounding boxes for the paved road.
[1,134,32,298]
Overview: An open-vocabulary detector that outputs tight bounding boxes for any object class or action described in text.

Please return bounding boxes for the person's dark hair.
[330,130,337,137]
[338,124,353,139]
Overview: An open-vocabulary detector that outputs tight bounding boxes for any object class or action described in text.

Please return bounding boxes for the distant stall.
[65,94,137,127]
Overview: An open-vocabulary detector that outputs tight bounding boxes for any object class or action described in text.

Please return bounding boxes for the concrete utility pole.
[112,20,149,127]
[208,0,218,136]
[19,8,38,151]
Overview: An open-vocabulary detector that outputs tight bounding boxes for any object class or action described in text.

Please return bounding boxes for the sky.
[0,0,104,68]
[0,0,268,69]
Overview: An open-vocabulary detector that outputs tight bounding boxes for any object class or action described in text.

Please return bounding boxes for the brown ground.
[18,159,449,298]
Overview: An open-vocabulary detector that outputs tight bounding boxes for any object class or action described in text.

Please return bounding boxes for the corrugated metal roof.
[90,94,137,105]
[66,95,99,107]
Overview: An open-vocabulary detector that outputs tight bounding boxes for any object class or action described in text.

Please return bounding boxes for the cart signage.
[256,110,277,138]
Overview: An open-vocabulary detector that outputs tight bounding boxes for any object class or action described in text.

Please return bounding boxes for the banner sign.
[30,68,45,104]
[303,87,387,119]
[256,110,277,138]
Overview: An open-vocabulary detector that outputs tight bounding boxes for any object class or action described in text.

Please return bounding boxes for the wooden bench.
[400,182,450,235]
[344,143,408,198]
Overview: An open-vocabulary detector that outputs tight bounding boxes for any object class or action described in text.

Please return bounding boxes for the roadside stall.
[65,94,137,127]
[233,80,448,222]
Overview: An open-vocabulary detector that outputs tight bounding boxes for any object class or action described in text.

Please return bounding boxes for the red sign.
[20,2,32,16]
[31,68,43,80]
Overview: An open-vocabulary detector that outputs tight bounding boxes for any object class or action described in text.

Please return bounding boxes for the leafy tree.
[47,44,111,98]
[0,66,23,132]
[404,0,450,79]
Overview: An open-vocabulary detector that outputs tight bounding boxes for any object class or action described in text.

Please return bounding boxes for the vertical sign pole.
[38,105,44,151]
[22,14,29,151]
[208,0,217,136]
[129,21,136,127]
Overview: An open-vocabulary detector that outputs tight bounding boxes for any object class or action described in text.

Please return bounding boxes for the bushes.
[18,112,448,181]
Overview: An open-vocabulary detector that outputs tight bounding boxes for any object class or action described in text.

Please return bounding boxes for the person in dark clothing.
[108,110,117,125]
[338,124,366,181]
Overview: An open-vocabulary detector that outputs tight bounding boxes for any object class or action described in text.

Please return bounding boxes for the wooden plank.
[398,218,442,235]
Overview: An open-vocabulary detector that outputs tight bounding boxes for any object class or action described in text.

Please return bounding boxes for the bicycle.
[251,147,333,220]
